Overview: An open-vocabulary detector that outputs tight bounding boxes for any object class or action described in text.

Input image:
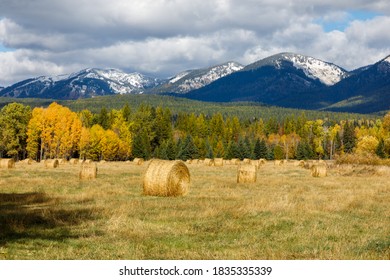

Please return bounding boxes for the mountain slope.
[0,68,162,99]
[184,53,349,109]
[320,56,390,113]
[150,61,243,94]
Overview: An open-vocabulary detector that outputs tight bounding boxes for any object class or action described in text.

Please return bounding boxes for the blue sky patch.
[318,10,382,32]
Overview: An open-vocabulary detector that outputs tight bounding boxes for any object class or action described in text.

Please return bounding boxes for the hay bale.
[230,158,240,165]
[251,160,261,169]
[58,158,68,164]
[83,159,93,164]
[204,158,214,166]
[45,159,59,168]
[69,158,79,164]
[133,158,144,165]
[143,159,190,197]
[274,160,284,166]
[0,158,15,169]
[237,164,257,183]
[259,158,267,165]
[304,161,314,169]
[243,158,251,164]
[375,166,390,176]
[214,158,224,167]
[311,164,327,177]
[22,158,34,165]
[79,162,97,179]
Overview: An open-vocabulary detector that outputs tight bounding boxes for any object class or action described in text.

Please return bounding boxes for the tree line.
[1,101,390,162]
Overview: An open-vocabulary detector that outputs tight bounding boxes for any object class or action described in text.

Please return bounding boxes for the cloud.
[1,0,390,85]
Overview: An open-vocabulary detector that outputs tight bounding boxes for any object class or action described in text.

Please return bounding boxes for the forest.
[0,99,389,163]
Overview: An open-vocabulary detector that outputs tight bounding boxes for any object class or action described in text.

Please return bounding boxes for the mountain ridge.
[1,52,389,114]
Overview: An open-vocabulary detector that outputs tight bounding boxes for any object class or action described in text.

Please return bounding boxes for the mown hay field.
[0,160,389,260]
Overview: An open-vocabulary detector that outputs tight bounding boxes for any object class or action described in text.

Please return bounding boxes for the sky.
[1,0,390,86]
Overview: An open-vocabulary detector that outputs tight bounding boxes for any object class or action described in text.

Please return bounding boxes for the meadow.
[0,160,389,260]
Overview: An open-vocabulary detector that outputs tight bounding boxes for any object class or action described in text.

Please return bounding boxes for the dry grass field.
[0,160,389,260]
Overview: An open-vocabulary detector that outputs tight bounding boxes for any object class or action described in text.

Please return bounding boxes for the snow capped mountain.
[66,68,162,94]
[244,52,349,86]
[154,62,244,94]
[1,52,389,114]
[0,68,163,99]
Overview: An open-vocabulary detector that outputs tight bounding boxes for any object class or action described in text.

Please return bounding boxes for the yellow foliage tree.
[26,103,82,160]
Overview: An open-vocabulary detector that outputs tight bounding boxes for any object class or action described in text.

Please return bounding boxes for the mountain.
[149,61,243,94]
[0,68,163,99]
[1,53,389,114]
[320,56,390,113]
[184,53,349,109]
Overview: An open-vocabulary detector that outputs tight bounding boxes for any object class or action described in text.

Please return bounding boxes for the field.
[0,160,389,260]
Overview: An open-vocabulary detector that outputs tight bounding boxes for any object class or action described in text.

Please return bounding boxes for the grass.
[0,160,389,260]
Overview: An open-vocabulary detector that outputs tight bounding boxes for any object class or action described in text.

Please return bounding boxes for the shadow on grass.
[0,192,101,245]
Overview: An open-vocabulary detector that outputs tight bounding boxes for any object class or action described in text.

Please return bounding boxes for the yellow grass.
[0,160,389,260]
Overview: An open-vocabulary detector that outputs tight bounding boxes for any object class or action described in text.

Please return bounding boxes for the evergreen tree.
[121,103,131,122]
[296,140,314,160]
[237,137,251,160]
[253,139,262,159]
[343,121,356,153]
[205,139,214,158]
[97,107,110,130]
[132,128,151,159]
[225,140,239,159]
[254,138,268,159]
[375,138,387,159]
[165,138,177,160]
[177,135,199,160]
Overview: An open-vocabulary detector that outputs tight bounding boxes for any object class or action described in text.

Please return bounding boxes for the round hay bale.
[58,158,68,164]
[259,158,267,165]
[83,159,93,164]
[274,160,284,166]
[69,158,79,164]
[237,164,257,183]
[375,166,390,176]
[243,158,251,164]
[22,158,34,165]
[214,158,224,167]
[311,164,327,177]
[45,159,59,168]
[304,161,314,169]
[204,158,214,166]
[133,158,144,165]
[0,158,15,169]
[143,159,190,197]
[230,158,240,165]
[79,162,97,179]
[251,160,261,169]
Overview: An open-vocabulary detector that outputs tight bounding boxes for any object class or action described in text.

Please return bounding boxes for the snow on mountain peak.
[279,53,348,86]
[172,62,244,93]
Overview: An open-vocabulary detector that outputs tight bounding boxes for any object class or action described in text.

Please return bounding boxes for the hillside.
[0,94,378,122]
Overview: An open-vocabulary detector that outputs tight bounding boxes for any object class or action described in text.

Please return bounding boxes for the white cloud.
[1,0,390,85]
